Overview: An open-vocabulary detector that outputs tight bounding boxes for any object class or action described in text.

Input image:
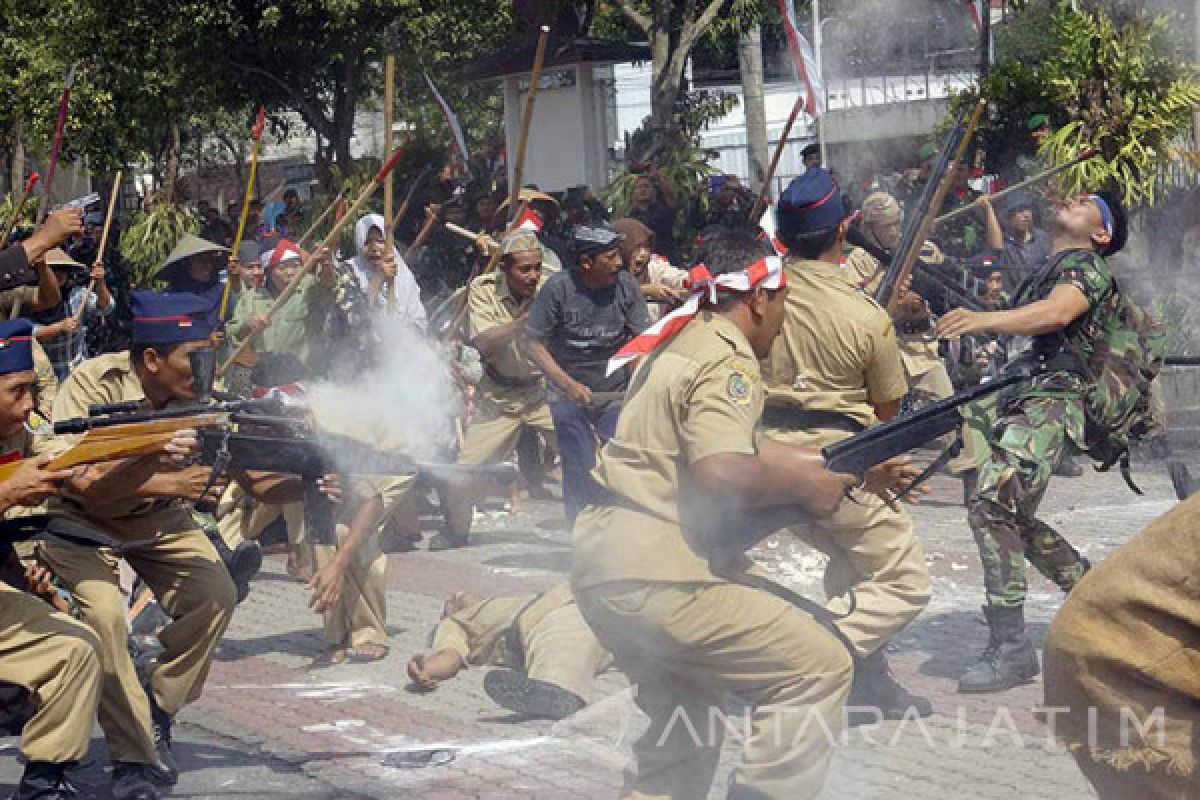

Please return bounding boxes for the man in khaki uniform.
[36,291,240,792]
[406,581,611,719]
[434,230,556,550]
[573,227,920,800]
[762,174,933,720]
[0,318,115,800]
[844,192,955,407]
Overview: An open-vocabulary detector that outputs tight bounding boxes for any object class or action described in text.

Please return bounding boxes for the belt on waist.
[483,364,542,390]
[760,407,865,434]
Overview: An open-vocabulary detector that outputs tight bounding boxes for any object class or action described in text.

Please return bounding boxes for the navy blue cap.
[776,168,846,242]
[130,291,216,345]
[0,319,35,375]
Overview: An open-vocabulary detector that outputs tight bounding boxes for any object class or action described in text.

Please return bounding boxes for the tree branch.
[692,0,730,41]
[226,59,332,136]
[609,0,651,35]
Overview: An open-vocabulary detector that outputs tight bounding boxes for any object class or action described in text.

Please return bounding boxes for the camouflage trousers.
[966,392,1090,608]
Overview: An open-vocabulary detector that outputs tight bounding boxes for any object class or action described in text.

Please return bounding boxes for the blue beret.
[131,290,216,345]
[776,168,846,242]
[0,319,35,375]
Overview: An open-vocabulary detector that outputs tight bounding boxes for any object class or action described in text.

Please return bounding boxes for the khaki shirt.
[431,582,575,667]
[573,312,763,587]
[467,271,545,410]
[841,247,941,378]
[761,257,907,434]
[47,352,175,522]
[0,286,38,320]
[31,339,59,414]
[227,276,333,370]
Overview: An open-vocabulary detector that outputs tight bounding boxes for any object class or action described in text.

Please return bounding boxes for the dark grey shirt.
[526,268,651,394]
[1001,228,1051,285]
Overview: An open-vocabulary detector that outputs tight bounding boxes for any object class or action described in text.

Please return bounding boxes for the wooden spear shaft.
[220,107,267,322]
[506,26,550,225]
[1,172,38,244]
[295,190,345,248]
[218,145,407,376]
[403,205,441,262]
[73,170,121,324]
[934,148,1101,225]
[749,94,805,224]
[384,52,396,307]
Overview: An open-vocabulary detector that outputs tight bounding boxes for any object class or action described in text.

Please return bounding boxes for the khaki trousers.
[577,581,853,800]
[0,582,101,763]
[318,477,416,650]
[38,510,236,763]
[766,429,932,658]
[215,483,312,576]
[522,603,611,700]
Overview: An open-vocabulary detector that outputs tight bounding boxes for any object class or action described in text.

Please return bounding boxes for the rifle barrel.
[1163,355,1200,366]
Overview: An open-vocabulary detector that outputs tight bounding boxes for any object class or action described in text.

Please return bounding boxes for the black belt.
[483,364,542,390]
[760,407,865,435]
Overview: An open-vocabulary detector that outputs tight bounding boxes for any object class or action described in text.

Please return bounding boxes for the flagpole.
[383,51,396,308]
[813,0,826,166]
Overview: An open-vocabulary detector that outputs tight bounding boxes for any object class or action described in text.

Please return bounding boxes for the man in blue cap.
[0,318,111,799]
[35,290,237,795]
[760,167,934,722]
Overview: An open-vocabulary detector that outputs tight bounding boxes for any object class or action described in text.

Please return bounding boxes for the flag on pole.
[965,0,985,33]
[777,0,824,117]
[424,71,470,167]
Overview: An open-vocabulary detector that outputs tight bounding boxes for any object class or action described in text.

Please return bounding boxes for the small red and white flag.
[424,71,470,167]
[514,206,544,233]
[252,382,308,408]
[965,0,985,33]
[778,0,824,117]
[757,203,786,256]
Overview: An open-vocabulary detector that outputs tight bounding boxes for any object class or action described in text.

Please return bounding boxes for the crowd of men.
[0,128,1195,800]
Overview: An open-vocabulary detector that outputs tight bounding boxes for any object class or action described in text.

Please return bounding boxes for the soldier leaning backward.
[936,191,1129,694]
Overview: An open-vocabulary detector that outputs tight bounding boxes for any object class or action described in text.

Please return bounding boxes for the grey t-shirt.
[526,268,651,394]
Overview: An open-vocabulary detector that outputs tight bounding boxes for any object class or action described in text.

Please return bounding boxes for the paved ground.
[1,448,1188,799]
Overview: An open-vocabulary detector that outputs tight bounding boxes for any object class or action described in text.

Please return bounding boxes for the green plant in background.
[1153,292,1200,357]
[0,191,38,238]
[1036,3,1200,205]
[120,204,199,288]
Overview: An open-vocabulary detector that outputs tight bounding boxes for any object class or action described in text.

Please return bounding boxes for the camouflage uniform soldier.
[938,191,1129,693]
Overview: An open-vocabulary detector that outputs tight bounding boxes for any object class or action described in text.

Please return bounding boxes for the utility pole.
[813,0,827,165]
[739,25,770,191]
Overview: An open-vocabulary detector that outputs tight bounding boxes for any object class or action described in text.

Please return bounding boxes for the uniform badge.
[726,371,753,405]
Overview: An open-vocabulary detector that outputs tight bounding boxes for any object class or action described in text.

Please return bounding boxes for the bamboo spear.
[36,64,77,224]
[1,172,38,244]
[505,26,550,225]
[295,190,345,249]
[934,148,1101,225]
[749,94,805,225]
[383,52,396,307]
[218,145,407,376]
[73,171,121,324]
[220,106,267,322]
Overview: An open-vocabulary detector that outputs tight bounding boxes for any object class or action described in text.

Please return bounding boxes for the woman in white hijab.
[349,213,427,331]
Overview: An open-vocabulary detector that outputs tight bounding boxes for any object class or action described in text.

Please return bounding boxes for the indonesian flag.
[424,71,470,167]
[965,0,985,33]
[260,238,304,271]
[607,257,785,376]
[778,0,824,117]
[515,206,543,233]
[252,382,308,408]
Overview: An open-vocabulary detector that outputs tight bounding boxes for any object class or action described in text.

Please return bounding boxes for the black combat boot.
[958,605,1040,693]
[483,669,586,720]
[143,697,178,786]
[205,530,262,604]
[110,762,159,800]
[12,761,77,800]
[846,650,933,724]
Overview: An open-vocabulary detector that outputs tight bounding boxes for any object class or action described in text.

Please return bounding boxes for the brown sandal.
[345,644,390,664]
[310,647,348,668]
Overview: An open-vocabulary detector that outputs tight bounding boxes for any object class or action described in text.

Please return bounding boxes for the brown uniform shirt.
[841,247,941,379]
[573,312,764,588]
[431,582,575,666]
[761,257,907,435]
[467,271,546,412]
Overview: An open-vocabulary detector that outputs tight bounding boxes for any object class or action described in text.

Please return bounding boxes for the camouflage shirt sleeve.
[1054,250,1112,310]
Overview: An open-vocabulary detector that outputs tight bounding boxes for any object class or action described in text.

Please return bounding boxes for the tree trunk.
[164,122,181,204]
[9,121,24,195]
[739,25,769,190]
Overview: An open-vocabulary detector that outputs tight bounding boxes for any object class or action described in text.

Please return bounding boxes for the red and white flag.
[514,206,543,233]
[778,0,824,117]
[424,71,470,167]
[965,0,985,33]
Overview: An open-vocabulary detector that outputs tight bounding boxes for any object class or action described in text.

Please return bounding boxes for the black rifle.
[1163,355,1200,366]
[707,367,1036,563]
[846,225,986,313]
[873,110,969,309]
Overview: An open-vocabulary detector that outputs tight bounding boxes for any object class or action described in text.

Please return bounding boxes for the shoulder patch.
[726,370,753,406]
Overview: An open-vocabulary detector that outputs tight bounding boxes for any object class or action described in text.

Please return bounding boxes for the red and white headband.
[607,256,784,375]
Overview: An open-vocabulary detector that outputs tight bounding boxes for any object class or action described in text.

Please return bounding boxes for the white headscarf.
[350,214,427,331]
